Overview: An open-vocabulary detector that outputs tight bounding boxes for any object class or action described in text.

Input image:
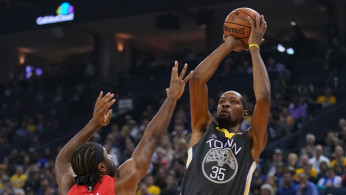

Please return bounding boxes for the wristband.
[249,44,260,50]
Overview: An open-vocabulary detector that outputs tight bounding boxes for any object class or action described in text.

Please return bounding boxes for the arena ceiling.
[0,0,335,62]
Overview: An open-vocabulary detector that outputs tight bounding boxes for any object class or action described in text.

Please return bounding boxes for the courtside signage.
[36,2,74,25]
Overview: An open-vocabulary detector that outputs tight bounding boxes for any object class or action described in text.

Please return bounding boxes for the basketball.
[224,7,260,45]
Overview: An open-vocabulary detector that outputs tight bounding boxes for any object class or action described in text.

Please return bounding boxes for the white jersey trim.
[186,147,193,169]
[244,161,256,195]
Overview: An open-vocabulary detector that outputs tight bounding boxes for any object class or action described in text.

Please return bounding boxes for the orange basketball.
[224,7,260,45]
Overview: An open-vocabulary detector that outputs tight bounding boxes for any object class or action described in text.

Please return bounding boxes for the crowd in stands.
[253,118,346,195]
[0,27,346,195]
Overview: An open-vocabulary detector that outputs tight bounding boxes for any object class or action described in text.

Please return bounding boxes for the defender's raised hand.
[166,61,194,100]
[92,91,116,126]
[248,14,267,46]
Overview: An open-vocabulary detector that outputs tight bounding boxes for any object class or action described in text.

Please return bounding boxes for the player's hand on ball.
[248,14,267,46]
[223,34,248,52]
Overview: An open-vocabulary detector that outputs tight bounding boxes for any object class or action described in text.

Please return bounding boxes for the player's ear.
[98,162,107,174]
[243,110,248,119]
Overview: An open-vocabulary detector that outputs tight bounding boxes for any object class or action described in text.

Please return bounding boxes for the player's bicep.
[114,137,156,193]
[249,100,270,161]
[116,137,155,185]
[189,81,210,131]
[114,158,140,192]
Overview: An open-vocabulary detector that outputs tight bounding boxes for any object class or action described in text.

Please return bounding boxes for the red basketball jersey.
[68,175,115,195]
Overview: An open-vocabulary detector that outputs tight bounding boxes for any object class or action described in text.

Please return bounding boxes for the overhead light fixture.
[290,21,296,26]
[277,44,285,52]
[115,33,132,40]
[19,53,26,65]
[286,47,295,55]
[25,65,43,79]
[117,42,124,52]
[25,66,33,79]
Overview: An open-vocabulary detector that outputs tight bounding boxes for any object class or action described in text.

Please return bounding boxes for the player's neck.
[227,127,241,133]
[217,119,242,133]
[219,125,241,133]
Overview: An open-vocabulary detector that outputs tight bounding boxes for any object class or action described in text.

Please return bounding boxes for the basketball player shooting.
[180,15,269,195]
[55,62,193,195]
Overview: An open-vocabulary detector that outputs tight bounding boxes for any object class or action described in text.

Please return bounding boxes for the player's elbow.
[190,70,204,82]
[189,72,204,87]
[256,83,271,100]
[55,154,64,167]
[256,94,271,105]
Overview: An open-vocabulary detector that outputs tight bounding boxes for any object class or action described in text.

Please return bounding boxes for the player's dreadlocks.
[71,142,104,192]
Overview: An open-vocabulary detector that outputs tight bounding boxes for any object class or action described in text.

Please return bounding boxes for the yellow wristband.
[249,44,260,50]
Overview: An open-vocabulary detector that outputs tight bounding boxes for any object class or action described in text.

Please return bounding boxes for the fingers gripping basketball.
[224,7,260,45]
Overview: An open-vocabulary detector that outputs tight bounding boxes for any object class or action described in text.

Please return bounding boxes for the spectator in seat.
[287,153,299,170]
[295,155,318,183]
[339,126,346,142]
[161,174,178,195]
[341,171,346,187]
[143,175,160,195]
[261,183,275,195]
[323,131,337,157]
[276,171,297,195]
[338,118,346,131]
[316,161,329,182]
[0,165,8,192]
[309,145,330,173]
[10,166,27,189]
[267,149,284,177]
[300,134,316,159]
[317,167,342,189]
[1,177,15,195]
[316,87,336,109]
[280,107,295,131]
[288,97,307,125]
[295,173,318,195]
[330,145,346,175]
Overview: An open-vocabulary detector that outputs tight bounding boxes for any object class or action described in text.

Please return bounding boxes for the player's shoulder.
[102,175,115,183]
[103,175,114,179]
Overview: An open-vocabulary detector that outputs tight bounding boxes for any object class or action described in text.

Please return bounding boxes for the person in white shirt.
[317,167,342,188]
[309,145,330,173]
[267,149,284,177]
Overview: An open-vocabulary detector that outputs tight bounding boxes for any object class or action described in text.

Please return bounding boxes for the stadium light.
[277,44,285,52]
[286,47,295,55]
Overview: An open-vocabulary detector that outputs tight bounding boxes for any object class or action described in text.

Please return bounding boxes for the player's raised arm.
[114,62,193,194]
[189,36,247,148]
[55,92,115,195]
[247,14,271,162]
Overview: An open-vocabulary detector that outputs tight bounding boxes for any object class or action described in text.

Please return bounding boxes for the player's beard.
[110,162,116,176]
[216,114,233,129]
[106,161,116,176]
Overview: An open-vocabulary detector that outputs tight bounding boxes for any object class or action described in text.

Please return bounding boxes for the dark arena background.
[0,0,346,194]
